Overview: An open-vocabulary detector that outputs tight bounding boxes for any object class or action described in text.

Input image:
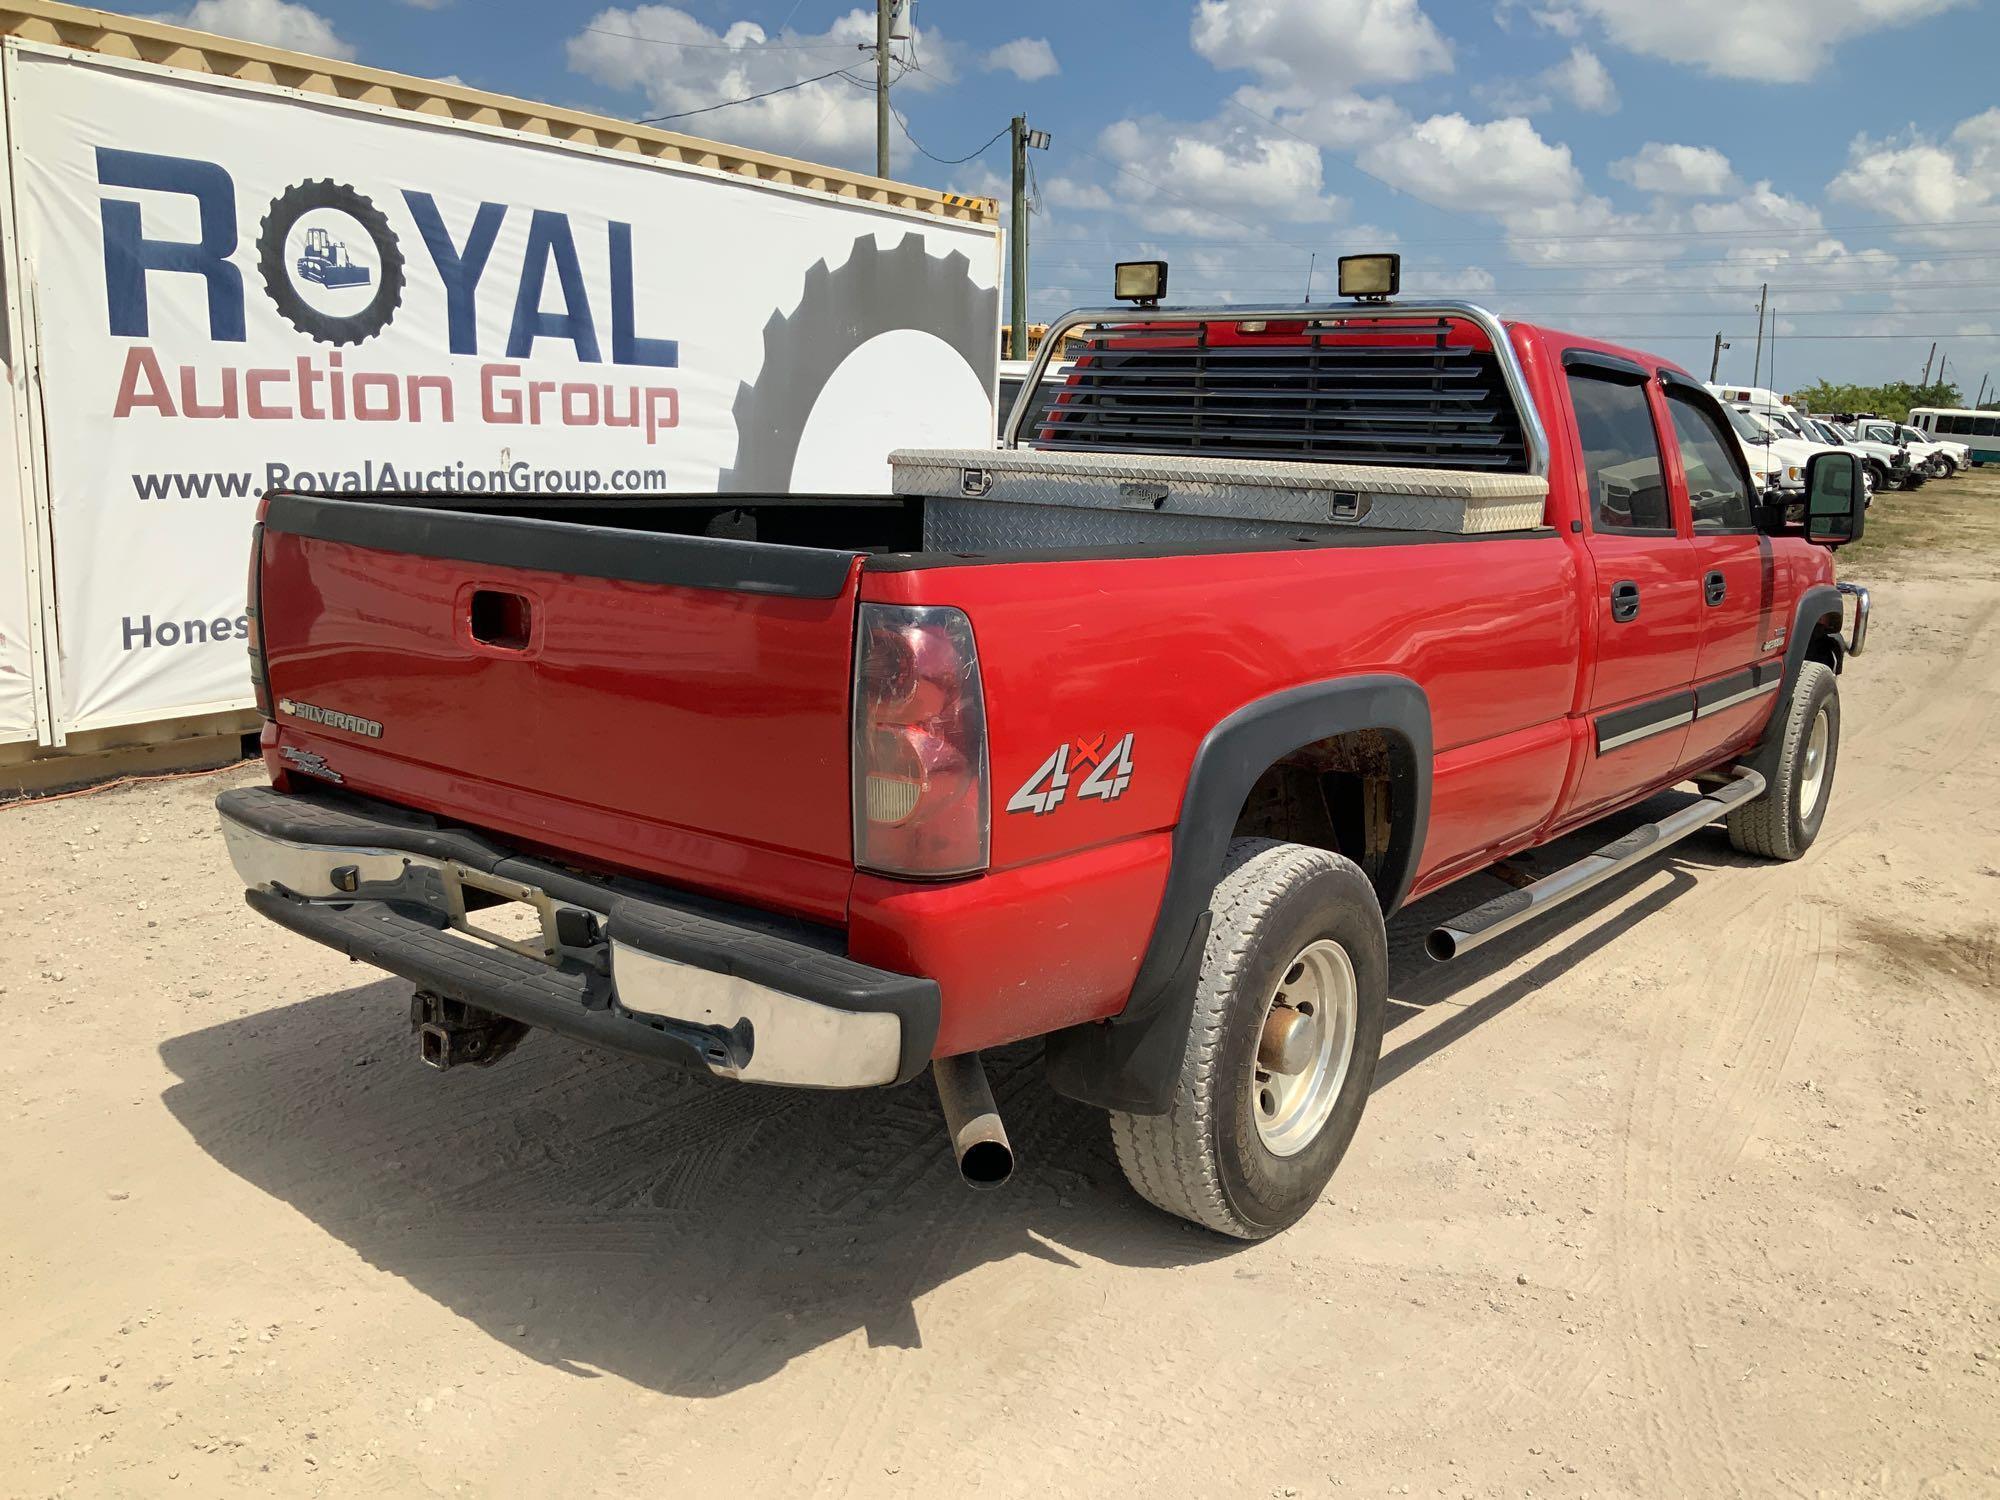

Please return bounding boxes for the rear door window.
[1567,370,1670,533]
[1664,391,1754,532]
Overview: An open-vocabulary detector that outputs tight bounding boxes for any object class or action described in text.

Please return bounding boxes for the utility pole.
[1304,252,1317,304]
[1751,283,1768,386]
[1978,372,1990,407]
[1709,333,1730,382]
[1922,341,1937,385]
[1008,116,1049,360]
[1776,304,1792,400]
[874,0,891,179]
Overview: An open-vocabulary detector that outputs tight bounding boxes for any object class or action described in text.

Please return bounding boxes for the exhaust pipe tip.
[932,1052,1014,1191]
[1425,928,1460,962]
[958,1137,1015,1190]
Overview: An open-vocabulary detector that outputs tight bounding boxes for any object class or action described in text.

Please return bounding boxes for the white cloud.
[152,0,353,58]
[1235,85,1408,150]
[1098,114,1347,236]
[1611,142,1738,196]
[1478,42,1617,114]
[565,6,950,167]
[1043,176,1113,211]
[1531,0,1970,83]
[984,37,1058,82]
[1360,114,1582,213]
[1497,193,1661,266]
[1828,110,2000,243]
[1545,45,1617,111]
[1687,179,1822,235]
[1831,142,1982,221]
[1192,0,1452,90]
[396,0,451,9]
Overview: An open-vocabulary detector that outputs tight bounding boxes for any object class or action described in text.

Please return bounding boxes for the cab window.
[1567,369,1670,532]
[1664,391,1753,532]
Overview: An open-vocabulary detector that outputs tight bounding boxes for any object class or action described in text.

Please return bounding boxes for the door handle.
[1610,580,1640,623]
[1704,570,1727,607]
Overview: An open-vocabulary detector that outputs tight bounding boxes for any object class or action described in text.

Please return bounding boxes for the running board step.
[1427,770,1766,962]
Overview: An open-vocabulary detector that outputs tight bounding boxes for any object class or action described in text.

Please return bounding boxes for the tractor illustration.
[296,225,371,289]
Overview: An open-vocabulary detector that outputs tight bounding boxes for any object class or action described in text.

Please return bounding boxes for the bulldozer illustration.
[296,225,371,289]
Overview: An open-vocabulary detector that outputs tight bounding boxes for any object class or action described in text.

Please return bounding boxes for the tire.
[1109,839,1387,1240]
[1728,661,1839,861]
[255,179,405,347]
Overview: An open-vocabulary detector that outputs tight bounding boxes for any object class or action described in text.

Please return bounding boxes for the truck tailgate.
[256,495,864,922]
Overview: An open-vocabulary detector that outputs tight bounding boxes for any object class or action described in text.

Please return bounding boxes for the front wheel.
[1925,454,1952,480]
[1109,839,1387,1239]
[1728,661,1839,860]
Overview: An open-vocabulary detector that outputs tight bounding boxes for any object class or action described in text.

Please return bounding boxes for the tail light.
[245,520,273,719]
[853,604,989,878]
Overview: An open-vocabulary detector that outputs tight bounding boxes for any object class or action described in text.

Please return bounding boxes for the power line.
[1029,218,2000,251]
[891,109,1009,166]
[640,65,852,124]
[581,25,858,52]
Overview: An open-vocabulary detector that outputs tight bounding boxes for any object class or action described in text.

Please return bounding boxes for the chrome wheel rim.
[1252,939,1358,1158]
[1799,705,1830,817]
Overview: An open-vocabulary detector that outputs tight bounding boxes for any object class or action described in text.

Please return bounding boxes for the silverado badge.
[278,698,384,739]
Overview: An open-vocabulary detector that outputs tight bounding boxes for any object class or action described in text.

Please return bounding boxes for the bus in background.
[1910,407,1998,466]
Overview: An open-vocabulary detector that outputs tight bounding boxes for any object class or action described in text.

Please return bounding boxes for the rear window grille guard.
[1028,321,1530,472]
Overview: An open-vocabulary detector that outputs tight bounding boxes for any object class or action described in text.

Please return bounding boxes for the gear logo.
[721,234,999,492]
[256,179,405,346]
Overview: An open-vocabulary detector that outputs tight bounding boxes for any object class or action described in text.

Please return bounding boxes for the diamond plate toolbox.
[891,448,1549,551]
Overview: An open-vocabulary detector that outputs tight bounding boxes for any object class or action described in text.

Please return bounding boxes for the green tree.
[1788,378,1963,422]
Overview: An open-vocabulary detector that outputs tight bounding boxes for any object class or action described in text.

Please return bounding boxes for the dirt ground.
[4,473,1998,1499]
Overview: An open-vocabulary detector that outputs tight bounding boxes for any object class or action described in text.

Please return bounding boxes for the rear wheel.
[1728,661,1839,860]
[1109,839,1386,1239]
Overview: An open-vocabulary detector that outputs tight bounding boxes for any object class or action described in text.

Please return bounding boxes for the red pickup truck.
[218,288,1871,1240]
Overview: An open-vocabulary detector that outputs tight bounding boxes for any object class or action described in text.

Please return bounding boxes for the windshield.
[1724,405,1769,442]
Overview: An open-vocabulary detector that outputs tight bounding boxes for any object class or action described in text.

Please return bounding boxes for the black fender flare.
[1044,674,1432,1114]
[1744,582,1844,784]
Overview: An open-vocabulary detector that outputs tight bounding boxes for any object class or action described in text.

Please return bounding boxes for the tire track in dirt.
[1597,583,2000,1491]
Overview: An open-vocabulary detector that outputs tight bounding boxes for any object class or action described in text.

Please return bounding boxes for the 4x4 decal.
[1007,733,1135,816]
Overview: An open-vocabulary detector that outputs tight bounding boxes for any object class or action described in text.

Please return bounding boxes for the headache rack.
[1002,301,1551,478]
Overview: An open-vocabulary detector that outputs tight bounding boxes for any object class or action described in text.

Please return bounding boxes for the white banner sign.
[8,44,998,733]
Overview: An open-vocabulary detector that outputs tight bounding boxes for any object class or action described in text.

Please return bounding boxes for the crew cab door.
[1562,355,1702,820]
[1660,377,1780,767]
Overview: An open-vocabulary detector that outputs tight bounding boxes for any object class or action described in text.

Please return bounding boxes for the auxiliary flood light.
[1338,253,1400,301]
[1113,260,1168,305]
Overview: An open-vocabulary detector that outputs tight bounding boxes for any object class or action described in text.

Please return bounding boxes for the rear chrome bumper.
[218,787,938,1088]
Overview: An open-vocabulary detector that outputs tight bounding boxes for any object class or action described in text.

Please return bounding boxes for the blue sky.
[137,0,2000,390]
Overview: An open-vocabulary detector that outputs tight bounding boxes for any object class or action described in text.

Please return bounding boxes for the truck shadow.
[158,799,1752,1399]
